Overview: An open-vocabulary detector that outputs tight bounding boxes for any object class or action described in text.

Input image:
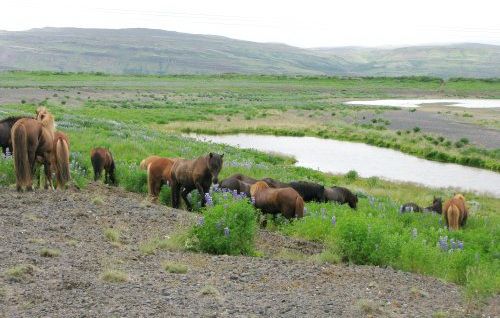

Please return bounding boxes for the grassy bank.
[0,103,498,304]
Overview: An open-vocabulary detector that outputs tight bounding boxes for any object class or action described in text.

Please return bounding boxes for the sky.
[1,0,499,48]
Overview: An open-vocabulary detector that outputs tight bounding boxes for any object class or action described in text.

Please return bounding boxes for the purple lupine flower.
[438,236,448,251]
[212,184,219,192]
[204,193,213,206]
[250,196,256,206]
[411,228,418,238]
[331,215,336,226]
[303,207,307,215]
[223,227,230,237]
[457,241,464,250]
[450,238,457,250]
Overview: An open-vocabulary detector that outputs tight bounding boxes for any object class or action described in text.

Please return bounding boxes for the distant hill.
[0,28,498,77]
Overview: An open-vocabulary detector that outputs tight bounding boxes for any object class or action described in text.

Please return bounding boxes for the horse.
[323,186,358,209]
[90,148,117,185]
[52,131,71,189]
[0,116,31,155]
[170,153,223,210]
[140,155,162,170]
[289,181,325,202]
[147,157,178,202]
[424,197,442,214]
[220,177,253,197]
[399,203,422,213]
[260,177,290,188]
[231,173,258,185]
[250,181,304,219]
[443,194,468,231]
[11,108,55,191]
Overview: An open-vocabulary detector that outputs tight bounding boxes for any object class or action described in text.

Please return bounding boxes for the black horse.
[424,197,443,214]
[0,116,31,155]
[289,181,325,202]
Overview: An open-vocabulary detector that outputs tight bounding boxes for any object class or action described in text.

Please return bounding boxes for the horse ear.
[209,152,213,158]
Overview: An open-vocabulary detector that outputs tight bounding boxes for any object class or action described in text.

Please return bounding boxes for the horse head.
[36,107,55,132]
[207,152,224,184]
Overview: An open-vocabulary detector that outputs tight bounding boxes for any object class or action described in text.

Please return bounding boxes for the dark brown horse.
[231,173,258,185]
[52,131,71,189]
[424,197,443,214]
[11,108,55,191]
[250,181,304,219]
[220,177,253,197]
[323,186,358,209]
[90,148,117,185]
[147,156,179,203]
[443,194,468,231]
[289,181,325,202]
[260,177,290,188]
[0,116,31,155]
[170,153,224,210]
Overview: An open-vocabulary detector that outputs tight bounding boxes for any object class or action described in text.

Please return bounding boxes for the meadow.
[0,72,498,305]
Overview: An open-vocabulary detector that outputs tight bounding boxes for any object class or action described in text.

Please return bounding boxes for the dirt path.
[0,184,494,317]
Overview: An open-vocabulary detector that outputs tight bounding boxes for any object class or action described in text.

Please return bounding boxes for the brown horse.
[443,194,468,230]
[140,155,162,170]
[90,148,117,185]
[0,116,31,155]
[250,181,304,219]
[11,108,55,191]
[52,131,71,189]
[147,157,178,202]
[231,173,258,185]
[324,186,358,209]
[170,153,224,210]
[220,177,253,197]
[260,177,290,188]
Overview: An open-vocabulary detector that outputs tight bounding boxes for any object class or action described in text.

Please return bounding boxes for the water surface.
[194,134,500,197]
[345,99,500,108]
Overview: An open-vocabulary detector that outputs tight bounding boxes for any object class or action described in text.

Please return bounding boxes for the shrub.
[40,248,61,257]
[345,170,358,181]
[413,126,421,133]
[162,261,188,274]
[190,194,257,255]
[101,270,128,283]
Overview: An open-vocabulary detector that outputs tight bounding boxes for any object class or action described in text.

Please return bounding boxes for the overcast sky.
[1,0,499,47]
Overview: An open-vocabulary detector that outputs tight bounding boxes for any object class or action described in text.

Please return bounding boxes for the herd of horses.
[1,107,469,231]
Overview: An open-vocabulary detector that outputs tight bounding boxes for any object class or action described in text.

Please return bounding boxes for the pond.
[193,134,500,197]
[344,99,500,108]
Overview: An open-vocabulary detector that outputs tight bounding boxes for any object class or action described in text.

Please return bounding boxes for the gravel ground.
[0,184,496,317]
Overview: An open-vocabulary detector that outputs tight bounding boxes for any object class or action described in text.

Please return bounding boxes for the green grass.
[39,248,61,257]
[104,228,122,246]
[162,262,188,274]
[101,270,128,283]
[0,72,498,302]
[4,264,36,281]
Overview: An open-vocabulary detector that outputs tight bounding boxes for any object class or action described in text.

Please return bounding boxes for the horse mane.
[453,194,465,202]
[250,181,269,197]
[0,116,31,125]
[37,108,56,133]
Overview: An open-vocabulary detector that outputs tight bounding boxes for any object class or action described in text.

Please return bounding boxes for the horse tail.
[91,150,103,181]
[295,195,305,218]
[147,163,154,196]
[55,137,70,188]
[140,159,148,170]
[12,124,30,189]
[446,204,460,231]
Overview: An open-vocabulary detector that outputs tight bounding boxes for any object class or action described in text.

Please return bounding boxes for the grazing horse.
[399,203,422,213]
[52,131,71,189]
[11,108,55,191]
[323,186,358,209]
[147,157,178,202]
[231,173,258,185]
[289,181,325,202]
[250,181,304,219]
[443,194,468,231]
[220,177,253,197]
[90,148,117,185]
[0,116,31,155]
[424,197,443,214]
[260,177,290,188]
[140,155,162,170]
[170,153,224,210]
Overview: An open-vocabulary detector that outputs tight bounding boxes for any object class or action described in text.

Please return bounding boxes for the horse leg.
[43,160,53,190]
[195,182,206,207]
[181,187,193,211]
[171,182,181,209]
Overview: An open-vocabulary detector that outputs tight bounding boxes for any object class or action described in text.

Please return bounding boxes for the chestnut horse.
[147,157,178,202]
[52,131,71,189]
[443,194,468,230]
[0,116,31,155]
[170,153,223,210]
[140,155,162,170]
[250,181,304,219]
[11,108,55,191]
[90,148,117,185]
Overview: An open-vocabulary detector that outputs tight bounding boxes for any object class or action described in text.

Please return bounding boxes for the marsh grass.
[40,248,61,257]
[101,269,128,283]
[162,261,188,274]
